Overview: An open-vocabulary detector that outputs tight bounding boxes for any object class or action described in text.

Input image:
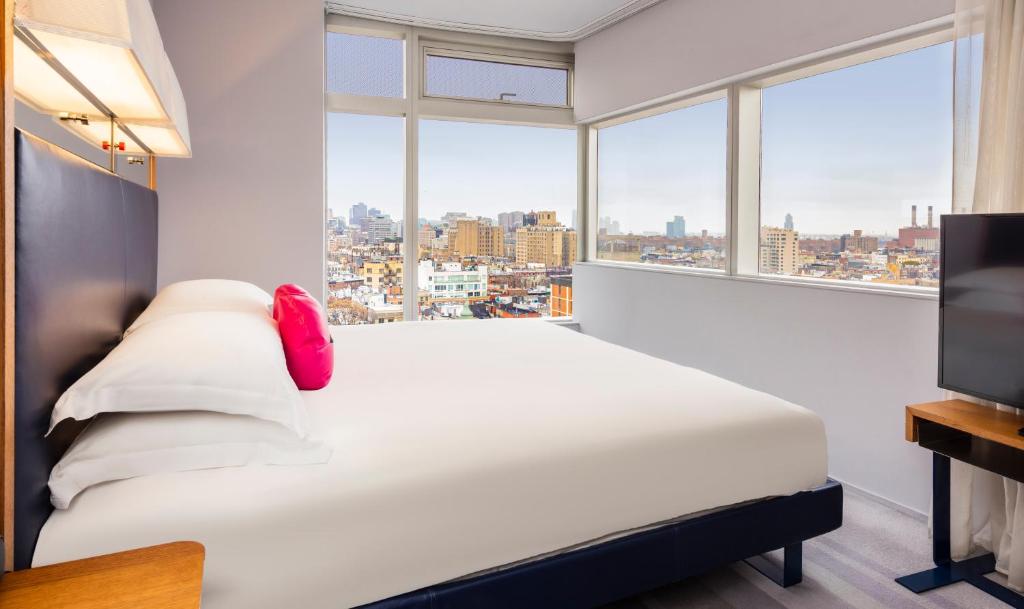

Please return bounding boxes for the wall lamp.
[12,0,191,175]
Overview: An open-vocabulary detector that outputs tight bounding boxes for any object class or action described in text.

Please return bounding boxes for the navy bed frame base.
[358,479,843,609]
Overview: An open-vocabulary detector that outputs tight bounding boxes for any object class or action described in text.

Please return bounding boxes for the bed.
[12,129,843,609]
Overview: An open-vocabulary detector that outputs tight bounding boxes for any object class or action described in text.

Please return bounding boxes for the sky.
[327,41,954,237]
[326,115,577,227]
[760,41,953,236]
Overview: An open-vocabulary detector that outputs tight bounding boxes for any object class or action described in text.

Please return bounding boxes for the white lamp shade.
[14,0,191,157]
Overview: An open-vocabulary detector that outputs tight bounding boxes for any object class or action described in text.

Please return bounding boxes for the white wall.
[152,0,326,302]
[573,263,941,513]
[574,0,954,121]
[571,0,958,515]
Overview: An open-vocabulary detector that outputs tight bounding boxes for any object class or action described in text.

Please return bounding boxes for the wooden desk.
[899,399,1024,607]
[0,541,204,609]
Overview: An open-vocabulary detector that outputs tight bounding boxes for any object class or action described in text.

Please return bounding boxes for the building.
[535,211,558,226]
[498,211,525,231]
[760,227,799,275]
[441,211,468,225]
[450,217,504,258]
[598,216,621,235]
[417,224,438,257]
[351,291,403,323]
[418,260,488,304]
[550,275,573,317]
[666,215,686,238]
[366,215,395,244]
[840,230,879,253]
[349,202,367,225]
[784,213,794,230]
[491,302,541,318]
[515,211,577,267]
[359,258,403,291]
[897,204,939,249]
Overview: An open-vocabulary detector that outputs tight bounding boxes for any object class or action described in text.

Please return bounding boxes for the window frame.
[324,15,581,322]
[420,45,574,109]
[581,16,954,299]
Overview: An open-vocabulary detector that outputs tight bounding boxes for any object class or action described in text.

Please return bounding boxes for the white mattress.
[33,320,827,609]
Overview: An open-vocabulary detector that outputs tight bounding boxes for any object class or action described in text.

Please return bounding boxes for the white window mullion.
[730,84,762,277]
[584,125,597,262]
[403,28,419,323]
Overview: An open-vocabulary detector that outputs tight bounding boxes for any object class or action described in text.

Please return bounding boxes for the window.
[586,28,955,293]
[325,113,404,325]
[758,41,953,287]
[418,120,578,320]
[325,17,577,324]
[424,51,570,106]
[326,32,403,98]
[595,96,728,270]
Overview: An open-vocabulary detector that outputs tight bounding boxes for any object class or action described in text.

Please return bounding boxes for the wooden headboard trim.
[2,0,16,572]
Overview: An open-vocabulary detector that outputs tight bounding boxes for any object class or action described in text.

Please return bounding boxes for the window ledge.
[576,260,939,301]
[545,318,580,331]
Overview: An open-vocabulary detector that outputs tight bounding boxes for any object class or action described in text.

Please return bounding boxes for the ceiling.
[324,0,663,41]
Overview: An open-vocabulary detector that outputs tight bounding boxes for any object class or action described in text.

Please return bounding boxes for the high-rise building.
[666,216,686,238]
[441,211,468,225]
[599,216,622,236]
[498,211,525,232]
[784,213,794,230]
[536,211,558,226]
[350,202,368,225]
[451,218,503,258]
[366,215,395,244]
[760,227,799,275]
[515,212,577,267]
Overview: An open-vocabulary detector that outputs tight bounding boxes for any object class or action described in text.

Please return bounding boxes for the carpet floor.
[603,488,1009,609]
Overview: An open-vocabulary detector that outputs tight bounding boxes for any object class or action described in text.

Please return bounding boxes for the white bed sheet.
[33,320,827,609]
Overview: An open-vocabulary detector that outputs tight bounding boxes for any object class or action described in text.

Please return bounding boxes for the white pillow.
[126,279,273,335]
[50,411,332,509]
[50,311,309,437]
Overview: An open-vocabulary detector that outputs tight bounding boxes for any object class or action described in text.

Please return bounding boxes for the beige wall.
[574,0,954,121]
[152,0,326,302]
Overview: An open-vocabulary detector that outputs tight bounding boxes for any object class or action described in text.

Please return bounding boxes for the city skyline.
[327,115,577,231]
[328,42,952,240]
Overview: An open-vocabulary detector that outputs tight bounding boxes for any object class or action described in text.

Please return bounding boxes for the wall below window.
[573,263,941,514]
[574,0,954,121]
[152,0,325,302]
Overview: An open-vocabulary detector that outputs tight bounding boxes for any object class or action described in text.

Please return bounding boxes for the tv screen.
[940,213,1024,408]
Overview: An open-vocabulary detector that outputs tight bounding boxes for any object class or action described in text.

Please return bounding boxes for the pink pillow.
[273,284,333,390]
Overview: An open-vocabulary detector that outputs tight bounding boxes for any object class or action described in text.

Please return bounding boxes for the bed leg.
[744,542,803,588]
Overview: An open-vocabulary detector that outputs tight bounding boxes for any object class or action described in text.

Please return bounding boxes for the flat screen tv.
[940,213,1024,408]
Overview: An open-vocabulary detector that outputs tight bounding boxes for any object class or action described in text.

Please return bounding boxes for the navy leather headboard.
[13,130,158,568]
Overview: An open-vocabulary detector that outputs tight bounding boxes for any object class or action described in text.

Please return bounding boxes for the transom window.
[325,32,404,98]
[423,50,571,107]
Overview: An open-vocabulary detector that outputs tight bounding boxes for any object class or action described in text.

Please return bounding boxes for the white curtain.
[949,0,1024,590]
